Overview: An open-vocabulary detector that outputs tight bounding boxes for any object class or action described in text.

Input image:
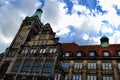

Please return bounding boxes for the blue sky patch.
[63,0,73,15]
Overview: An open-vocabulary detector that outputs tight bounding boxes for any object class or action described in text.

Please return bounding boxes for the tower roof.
[32,8,43,21]
[100,35,109,47]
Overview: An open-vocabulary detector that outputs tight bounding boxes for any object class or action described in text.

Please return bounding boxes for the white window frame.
[103,75,113,80]
[102,62,112,70]
[74,62,82,69]
[73,74,82,80]
[39,49,46,54]
[88,62,96,69]
[87,75,97,80]
[54,73,61,80]
[49,48,56,53]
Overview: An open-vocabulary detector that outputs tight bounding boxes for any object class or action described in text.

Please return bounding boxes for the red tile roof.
[61,43,120,57]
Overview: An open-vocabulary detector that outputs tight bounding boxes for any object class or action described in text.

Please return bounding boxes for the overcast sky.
[0,0,120,53]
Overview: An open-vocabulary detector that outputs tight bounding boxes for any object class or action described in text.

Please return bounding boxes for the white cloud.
[1,0,120,53]
[0,0,40,52]
[82,33,89,40]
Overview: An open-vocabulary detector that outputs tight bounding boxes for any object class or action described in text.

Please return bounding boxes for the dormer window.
[89,51,95,57]
[76,52,82,57]
[65,52,70,57]
[117,51,120,56]
[103,51,109,56]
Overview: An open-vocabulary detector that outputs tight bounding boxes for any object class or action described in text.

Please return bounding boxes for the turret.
[100,35,109,47]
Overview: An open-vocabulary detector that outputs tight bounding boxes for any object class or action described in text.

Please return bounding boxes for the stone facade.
[0,9,120,80]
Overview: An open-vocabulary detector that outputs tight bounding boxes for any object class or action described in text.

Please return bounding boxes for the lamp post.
[14,44,31,80]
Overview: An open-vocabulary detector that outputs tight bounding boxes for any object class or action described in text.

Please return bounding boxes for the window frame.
[76,51,83,57]
[87,62,97,69]
[65,52,70,57]
[102,75,113,80]
[74,62,82,69]
[73,73,82,80]
[117,51,120,56]
[62,62,70,69]
[89,51,96,57]
[118,62,120,70]
[102,62,112,70]
[103,51,110,57]
[87,74,97,80]
[31,60,42,73]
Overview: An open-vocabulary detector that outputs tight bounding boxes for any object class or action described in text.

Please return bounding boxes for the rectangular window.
[103,75,113,80]
[87,75,97,80]
[30,49,36,54]
[118,63,120,70]
[65,52,70,56]
[88,62,96,69]
[12,59,21,72]
[76,52,82,56]
[49,48,56,53]
[89,52,95,57]
[43,61,54,76]
[74,62,82,69]
[22,49,28,55]
[54,73,61,80]
[31,60,42,73]
[21,60,32,73]
[65,73,69,80]
[103,51,109,56]
[62,62,70,69]
[102,62,112,70]
[73,74,82,80]
[118,51,120,56]
[39,49,46,54]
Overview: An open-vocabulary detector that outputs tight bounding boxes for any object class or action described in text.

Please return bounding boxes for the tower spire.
[32,8,43,21]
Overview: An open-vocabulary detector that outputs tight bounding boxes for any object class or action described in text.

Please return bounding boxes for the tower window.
[21,49,28,55]
[103,51,109,56]
[49,48,56,53]
[39,48,46,54]
[21,60,32,73]
[43,61,54,76]
[30,49,36,54]
[31,60,42,73]
[12,59,21,72]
